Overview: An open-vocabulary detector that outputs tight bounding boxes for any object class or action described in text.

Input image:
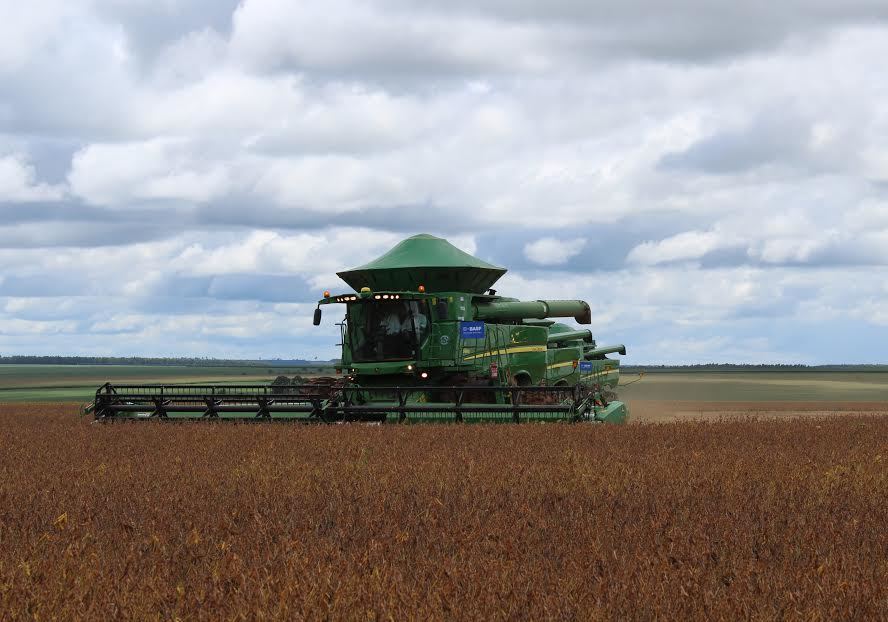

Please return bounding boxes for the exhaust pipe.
[584,344,626,359]
[474,300,592,324]
[546,329,593,344]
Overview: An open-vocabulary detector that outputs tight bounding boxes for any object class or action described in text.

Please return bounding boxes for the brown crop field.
[1,405,887,620]
[626,400,888,423]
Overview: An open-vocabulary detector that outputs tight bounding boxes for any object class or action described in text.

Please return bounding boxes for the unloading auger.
[90,234,627,423]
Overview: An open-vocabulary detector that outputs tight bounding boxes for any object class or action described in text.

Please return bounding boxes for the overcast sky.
[1,1,887,364]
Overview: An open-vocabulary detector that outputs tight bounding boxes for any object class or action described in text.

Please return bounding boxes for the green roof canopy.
[337,234,506,294]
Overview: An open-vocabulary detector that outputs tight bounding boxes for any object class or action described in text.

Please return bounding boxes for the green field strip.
[1,369,887,405]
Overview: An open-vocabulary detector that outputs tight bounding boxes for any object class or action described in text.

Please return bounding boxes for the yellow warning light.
[418,285,426,293]
[323,291,330,298]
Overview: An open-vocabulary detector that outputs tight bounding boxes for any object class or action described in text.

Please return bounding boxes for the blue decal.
[579,361,593,372]
[459,321,486,339]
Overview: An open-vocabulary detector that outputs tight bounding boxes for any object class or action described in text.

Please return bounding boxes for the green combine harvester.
[90,234,627,423]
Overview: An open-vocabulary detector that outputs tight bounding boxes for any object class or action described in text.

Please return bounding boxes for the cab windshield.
[347,300,431,362]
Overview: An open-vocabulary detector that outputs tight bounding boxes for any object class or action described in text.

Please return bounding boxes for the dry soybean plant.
[0,406,886,620]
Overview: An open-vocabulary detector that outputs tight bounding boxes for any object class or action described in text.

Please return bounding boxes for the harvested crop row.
[0,405,886,620]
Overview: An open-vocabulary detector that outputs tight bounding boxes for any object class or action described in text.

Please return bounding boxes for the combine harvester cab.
[91,234,627,423]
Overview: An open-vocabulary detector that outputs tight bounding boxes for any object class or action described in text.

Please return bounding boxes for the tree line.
[0,356,337,368]
[622,364,888,372]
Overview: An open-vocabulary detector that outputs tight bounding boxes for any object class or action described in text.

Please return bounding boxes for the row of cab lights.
[327,293,356,302]
[325,293,405,303]
[323,285,426,303]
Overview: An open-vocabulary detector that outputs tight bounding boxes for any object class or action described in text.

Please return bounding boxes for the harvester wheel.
[511,373,532,387]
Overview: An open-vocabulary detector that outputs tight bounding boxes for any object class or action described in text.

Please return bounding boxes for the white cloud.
[0,2,887,362]
[0,1,83,74]
[175,228,403,277]
[68,138,233,206]
[0,154,65,202]
[253,155,414,212]
[229,0,554,77]
[627,230,733,265]
[524,237,585,266]
[750,236,834,264]
[0,317,78,335]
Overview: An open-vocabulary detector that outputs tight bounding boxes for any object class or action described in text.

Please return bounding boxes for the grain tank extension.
[90,235,627,423]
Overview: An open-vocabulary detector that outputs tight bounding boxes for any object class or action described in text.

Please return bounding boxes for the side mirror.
[313,307,322,326]
[436,300,449,320]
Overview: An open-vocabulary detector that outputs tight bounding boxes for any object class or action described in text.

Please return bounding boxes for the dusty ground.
[615,371,888,404]
[626,400,888,423]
